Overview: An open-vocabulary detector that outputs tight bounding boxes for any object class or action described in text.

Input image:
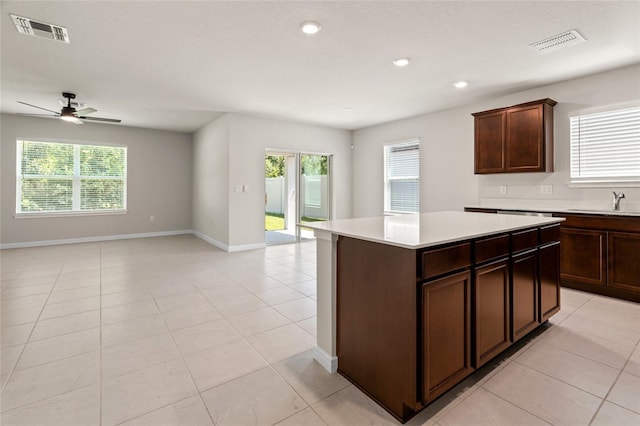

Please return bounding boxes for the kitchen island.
[305,211,565,422]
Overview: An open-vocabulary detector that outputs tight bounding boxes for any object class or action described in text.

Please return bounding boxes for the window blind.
[17,140,127,214]
[570,106,640,182]
[384,140,419,213]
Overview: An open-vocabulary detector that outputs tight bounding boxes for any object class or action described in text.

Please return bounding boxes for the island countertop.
[304,211,564,249]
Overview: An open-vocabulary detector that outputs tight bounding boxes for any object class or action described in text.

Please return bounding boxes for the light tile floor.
[1,235,639,425]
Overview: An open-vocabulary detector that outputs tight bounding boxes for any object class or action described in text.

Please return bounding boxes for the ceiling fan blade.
[75,107,97,116]
[79,116,122,123]
[17,113,60,118]
[17,101,60,115]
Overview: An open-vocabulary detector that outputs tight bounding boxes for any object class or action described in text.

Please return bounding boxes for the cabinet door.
[512,250,539,342]
[505,104,544,172]
[474,111,505,174]
[608,232,640,294]
[540,242,561,322]
[422,271,473,403]
[474,259,510,367]
[560,228,607,286]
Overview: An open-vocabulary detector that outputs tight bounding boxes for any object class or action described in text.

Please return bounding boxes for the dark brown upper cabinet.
[473,98,557,174]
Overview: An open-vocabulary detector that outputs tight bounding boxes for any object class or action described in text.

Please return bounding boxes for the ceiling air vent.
[529,29,585,54]
[10,14,69,43]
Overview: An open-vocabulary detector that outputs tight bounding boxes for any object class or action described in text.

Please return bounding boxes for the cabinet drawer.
[512,228,538,253]
[422,243,471,280]
[474,234,509,264]
[540,224,560,245]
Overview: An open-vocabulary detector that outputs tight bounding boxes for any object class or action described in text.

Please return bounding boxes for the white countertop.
[304,211,564,249]
[466,201,640,217]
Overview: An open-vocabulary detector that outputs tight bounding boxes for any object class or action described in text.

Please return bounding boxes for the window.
[570,105,640,185]
[16,140,127,214]
[384,139,419,213]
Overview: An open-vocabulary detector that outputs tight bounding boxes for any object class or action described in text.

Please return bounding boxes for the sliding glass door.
[298,154,331,240]
[265,151,331,245]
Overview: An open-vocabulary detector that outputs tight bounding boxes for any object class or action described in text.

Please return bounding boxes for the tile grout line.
[140,246,217,426]
[480,384,554,426]
[0,260,63,398]
[588,334,640,425]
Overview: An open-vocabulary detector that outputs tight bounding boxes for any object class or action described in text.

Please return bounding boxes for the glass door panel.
[298,154,331,240]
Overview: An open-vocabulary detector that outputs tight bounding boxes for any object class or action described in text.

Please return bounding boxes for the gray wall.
[1,114,193,246]
[352,64,640,217]
[192,114,231,247]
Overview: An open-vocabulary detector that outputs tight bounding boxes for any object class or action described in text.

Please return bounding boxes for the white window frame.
[15,139,128,217]
[568,102,640,188]
[384,138,420,214]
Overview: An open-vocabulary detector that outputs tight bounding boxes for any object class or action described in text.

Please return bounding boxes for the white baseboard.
[228,242,266,252]
[0,230,193,250]
[3,230,269,252]
[192,231,266,252]
[313,346,338,373]
[192,231,229,251]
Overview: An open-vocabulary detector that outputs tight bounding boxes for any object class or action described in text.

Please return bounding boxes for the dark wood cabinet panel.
[337,237,418,419]
[474,111,505,173]
[608,232,640,294]
[422,242,471,280]
[540,242,561,322]
[474,260,510,368]
[422,271,473,403]
[512,250,539,342]
[512,228,538,253]
[540,224,561,245]
[473,98,555,174]
[475,234,509,264]
[560,228,607,286]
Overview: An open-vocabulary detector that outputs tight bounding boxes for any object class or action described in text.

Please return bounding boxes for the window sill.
[14,210,128,219]
[567,180,640,188]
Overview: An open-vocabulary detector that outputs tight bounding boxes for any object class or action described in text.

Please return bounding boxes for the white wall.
[352,108,478,217]
[1,114,193,246]
[476,64,640,211]
[352,64,640,217]
[228,114,352,248]
[192,114,230,246]
[192,113,352,250]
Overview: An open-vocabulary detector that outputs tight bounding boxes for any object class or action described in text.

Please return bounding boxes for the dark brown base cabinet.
[559,215,640,302]
[465,207,640,303]
[336,224,561,423]
[422,271,473,403]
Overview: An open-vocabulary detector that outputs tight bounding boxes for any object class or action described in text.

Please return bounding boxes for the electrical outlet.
[540,184,553,195]
[499,185,508,195]
[235,185,242,193]
[150,215,155,222]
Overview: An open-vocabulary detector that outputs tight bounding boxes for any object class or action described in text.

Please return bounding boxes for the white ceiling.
[1,1,639,133]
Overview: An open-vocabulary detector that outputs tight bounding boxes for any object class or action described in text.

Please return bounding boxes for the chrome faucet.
[613,191,626,210]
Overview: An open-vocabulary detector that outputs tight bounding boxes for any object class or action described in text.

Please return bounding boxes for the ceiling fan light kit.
[17,92,122,124]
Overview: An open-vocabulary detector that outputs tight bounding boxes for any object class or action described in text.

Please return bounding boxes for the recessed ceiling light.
[344,108,352,112]
[453,81,468,89]
[392,57,411,67]
[300,21,321,35]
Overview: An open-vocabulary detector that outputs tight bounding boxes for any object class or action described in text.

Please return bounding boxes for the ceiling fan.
[17,92,122,124]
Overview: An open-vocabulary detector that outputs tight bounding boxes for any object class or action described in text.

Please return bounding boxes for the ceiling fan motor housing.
[61,106,76,117]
